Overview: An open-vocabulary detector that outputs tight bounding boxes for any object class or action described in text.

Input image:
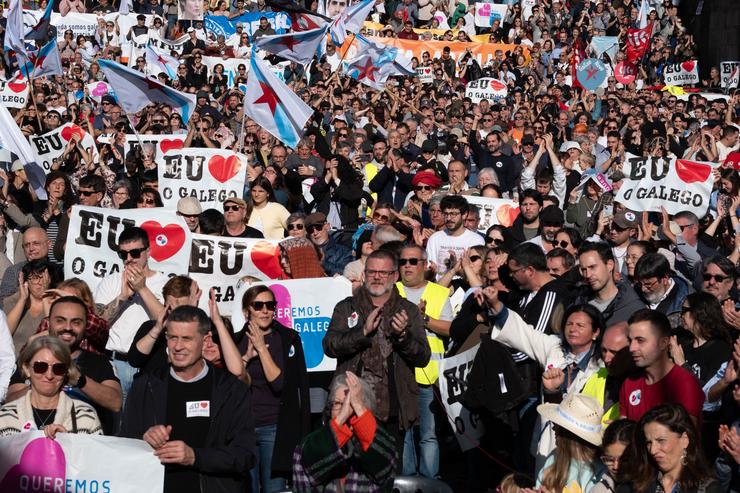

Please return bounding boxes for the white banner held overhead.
[30,123,99,174]
[615,156,716,216]
[663,60,699,86]
[465,78,508,104]
[721,61,740,89]
[231,277,353,372]
[0,432,164,493]
[0,77,29,109]
[123,133,186,161]
[474,2,508,27]
[188,234,282,311]
[157,148,248,211]
[416,66,433,84]
[464,196,520,231]
[65,205,192,291]
[439,344,485,451]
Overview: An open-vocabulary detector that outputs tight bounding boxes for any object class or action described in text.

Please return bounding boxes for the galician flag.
[0,102,48,200]
[25,0,53,41]
[254,26,329,65]
[3,0,28,60]
[329,0,375,46]
[145,45,179,80]
[343,34,414,90]
[243,53,313,149]
[19,38,62,79]
[98,59,197,123]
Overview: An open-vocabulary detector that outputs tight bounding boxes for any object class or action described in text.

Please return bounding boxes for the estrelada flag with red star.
[145,45,180,80]
[98,59,197,123]
[243,54,313,149]
[254,25,329,65]
[343,34,414,90]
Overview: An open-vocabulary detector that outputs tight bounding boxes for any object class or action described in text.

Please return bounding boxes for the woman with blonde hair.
[0,336,102,437]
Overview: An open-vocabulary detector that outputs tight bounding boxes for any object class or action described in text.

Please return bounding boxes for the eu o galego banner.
[464,196,520,231]
[231,277,353,372]
[615,156,716,216]
[157,148,248,211]
[188,234,282,312]
[30,123,99,173]
[65,205,192,291]
[0,432,163,493]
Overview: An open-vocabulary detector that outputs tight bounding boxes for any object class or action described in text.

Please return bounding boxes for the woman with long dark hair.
[247,176,290,239]
[240,285,309,492]
[310,155,363,231]
[619,404,722,493]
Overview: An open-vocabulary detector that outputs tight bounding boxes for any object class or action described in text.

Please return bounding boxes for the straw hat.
[537,393,604,446]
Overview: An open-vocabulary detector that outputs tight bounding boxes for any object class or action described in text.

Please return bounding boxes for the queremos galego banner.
[0,432,164,493]
[157,148,248,211]
[663,60,699,86]
[65,205,192,291]
[188,234,282,312]
[231,277,353,373]
[615,156,716,216]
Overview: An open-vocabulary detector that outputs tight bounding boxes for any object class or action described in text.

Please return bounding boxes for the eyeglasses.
[372,212,389,222]
[365,269,396,278]
[600,455,620,466]
[414,185,433,192]
[399,258,422,266]
[703,273,730,283]
[138,198,155,205]
[443,210,461,217]
[637,278,660,290]
[79,189,98,196]
[117,247,146,260]
[485,236,504,245]
[224,205,242,212]
[251,300,277,311]
[287,223,304,231]
[32,361,67,376]
[307,223,325,234]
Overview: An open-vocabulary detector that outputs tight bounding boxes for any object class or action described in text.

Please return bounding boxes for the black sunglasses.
[469,255,482,262]
[79,190,98,196]
[287,223,304,231]
[372,213,389,222]
[703,273,729,283]
[251,301,277,311]
[414,185,433,192]
[399,258,422,266]
[117,247,146,260]
[485,236,504,245]
[307,223,325,234]
[224,205,242,212]
[33,361,67,376]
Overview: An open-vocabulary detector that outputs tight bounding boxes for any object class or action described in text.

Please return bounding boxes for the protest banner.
[0,77,29,109]
[86,81,116,103]
[464,196,520,231]
[474,2,508,27]
[663,60,699,86]
[0,432,164,493]
[188,234,282,311]
[614,156,716,216]
[368,38,525,67]
[465,78,508,104]
[721,61,740,89]
[576,58,607,91]
[615,61,637,85]
[725,151,740,171]
[204,11,290,39]
[439,344,485,451]
[201,56,244,87]
[416,66,433,84]
[64,206,192,291]
[123,134,186,161]
[231,277,352,372]
[30,123,99,174]
[148,31,190,56]
[157,148,248,211]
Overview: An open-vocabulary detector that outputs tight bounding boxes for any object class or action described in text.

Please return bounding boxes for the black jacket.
[368,164,413,211]
[120,364,256,493]
[237,322,311,475]
[310,177,364,230]
[502,214,540,250]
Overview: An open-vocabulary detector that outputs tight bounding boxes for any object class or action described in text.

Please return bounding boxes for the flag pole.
[124,111,147,156]
[236,105,247,154]
[314,33,356,108]
[26,76,44,130]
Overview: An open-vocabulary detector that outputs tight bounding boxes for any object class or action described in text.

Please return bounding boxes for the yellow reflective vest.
[396,281,448,385]
[581,367,621,425]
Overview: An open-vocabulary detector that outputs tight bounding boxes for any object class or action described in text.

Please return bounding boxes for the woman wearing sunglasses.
[240,285,310,493]
[0,336,102,437]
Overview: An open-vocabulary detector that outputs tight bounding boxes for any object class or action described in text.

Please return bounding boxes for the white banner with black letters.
[721,61,740,89]
[615,156,716,216]
[157,148,248,212]
[64,206,192,291]
[0,77,29,109]
[439,344,485,452]
[663,60,699,86]
[30,123,99,174]
[188,234,282,312]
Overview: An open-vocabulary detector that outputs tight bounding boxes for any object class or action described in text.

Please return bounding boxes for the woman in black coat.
[310,155,363,231]
[240,285,310,492]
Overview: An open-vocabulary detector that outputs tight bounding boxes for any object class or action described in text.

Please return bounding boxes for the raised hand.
[542,368,565,392]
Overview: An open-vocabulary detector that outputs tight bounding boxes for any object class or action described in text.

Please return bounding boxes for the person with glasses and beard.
[324,250,430,461]
[5,297,121,433]
[93,227,169,405]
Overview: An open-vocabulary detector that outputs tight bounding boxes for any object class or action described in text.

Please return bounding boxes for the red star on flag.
[277,35,298,51]
[254,81,280,114]
[157,55,168,65]
[356,58,379,82]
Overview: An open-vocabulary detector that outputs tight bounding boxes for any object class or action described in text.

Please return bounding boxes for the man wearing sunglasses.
[54,175,107,263]
[305,212,352,276]
[395,245,452,478]
[6,296,122,431]
[700,256,735,304]
[94,227,169,404]
[221,197,263,239]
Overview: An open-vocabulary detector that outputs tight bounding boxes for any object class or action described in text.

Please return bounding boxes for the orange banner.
[367,37,527,66]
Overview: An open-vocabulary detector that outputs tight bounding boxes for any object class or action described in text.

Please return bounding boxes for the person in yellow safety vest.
[396,244,454,479]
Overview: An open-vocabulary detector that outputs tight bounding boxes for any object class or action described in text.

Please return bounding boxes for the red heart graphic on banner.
[200,402,208,408]
[725,151,740,171]
[675,159,711,184]
[140,221,186,262]
[496,204,520,228]
[7,78,26,93]
[681,61,695,73]
[159,139,184,154]
[250,241,283,279]
[60,125,85,142]
[208,155,241,183]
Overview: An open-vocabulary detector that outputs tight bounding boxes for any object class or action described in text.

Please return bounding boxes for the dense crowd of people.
[0,0,739,492]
